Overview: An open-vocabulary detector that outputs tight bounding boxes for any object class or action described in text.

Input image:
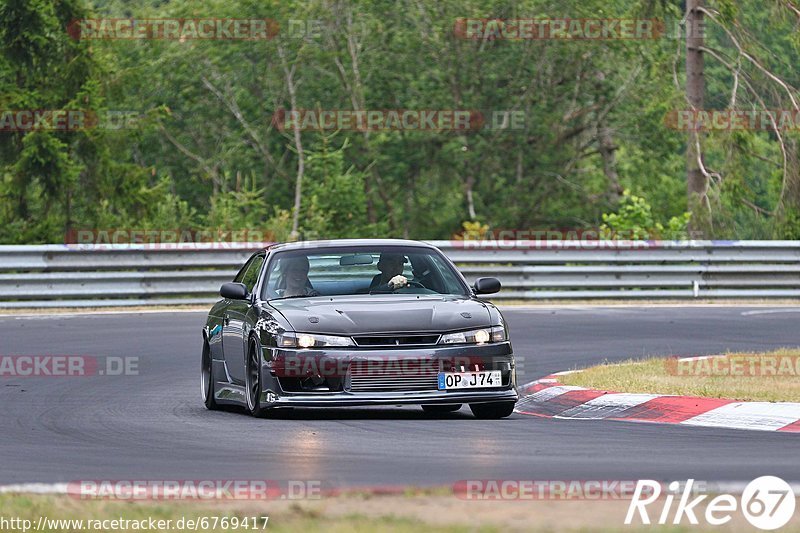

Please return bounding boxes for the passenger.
[278,256,319,297]
[369,253,408,290]
[409,255,434,291]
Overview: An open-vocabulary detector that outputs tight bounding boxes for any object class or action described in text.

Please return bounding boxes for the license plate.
[438,371,502,390]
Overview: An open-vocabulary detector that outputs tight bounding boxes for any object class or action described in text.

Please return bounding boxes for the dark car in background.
[201,239,518,419]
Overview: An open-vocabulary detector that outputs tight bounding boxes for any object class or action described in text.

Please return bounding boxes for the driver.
[369,253,408,291]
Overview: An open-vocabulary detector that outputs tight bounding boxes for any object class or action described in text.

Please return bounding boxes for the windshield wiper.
[270,294,312,301]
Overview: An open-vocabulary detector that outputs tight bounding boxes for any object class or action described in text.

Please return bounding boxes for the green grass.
[558,349,800,402]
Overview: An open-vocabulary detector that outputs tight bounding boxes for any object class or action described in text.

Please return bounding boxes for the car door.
[222,253,265,384]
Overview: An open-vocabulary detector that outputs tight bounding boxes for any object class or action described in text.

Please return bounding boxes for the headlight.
[439,326,506,345]
[276,332,355,348]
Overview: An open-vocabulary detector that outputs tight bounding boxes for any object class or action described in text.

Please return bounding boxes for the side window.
[433,259,465,294]
[233,257,255,283]
[239,255,265,294]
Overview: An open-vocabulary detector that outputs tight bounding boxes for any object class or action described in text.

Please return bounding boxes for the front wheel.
[469,401,516,419]
[245,340,270,418]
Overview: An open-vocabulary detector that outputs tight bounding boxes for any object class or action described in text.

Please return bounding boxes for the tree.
[685,0,708,231]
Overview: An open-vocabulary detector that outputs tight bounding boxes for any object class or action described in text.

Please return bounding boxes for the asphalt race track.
[1,306,798,488]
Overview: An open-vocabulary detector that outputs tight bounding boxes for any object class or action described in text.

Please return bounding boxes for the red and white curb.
[515,373,800,433]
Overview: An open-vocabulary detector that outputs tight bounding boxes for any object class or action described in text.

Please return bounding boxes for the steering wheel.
[400,280,427,289]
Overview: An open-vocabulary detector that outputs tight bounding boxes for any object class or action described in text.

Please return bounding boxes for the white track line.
[2,309,207,319]
[519,385,585,403]
[682,402,800,431]
[0,483,68,494]
[555,393,658,420]
[741,308,800,316]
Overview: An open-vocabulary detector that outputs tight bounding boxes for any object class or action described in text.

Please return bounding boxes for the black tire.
[421,404,462,414]
[245,339,270,418]
[469,401,516,419]
[201,340,219,410]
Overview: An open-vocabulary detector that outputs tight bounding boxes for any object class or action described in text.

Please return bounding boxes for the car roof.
[264,238,437,253]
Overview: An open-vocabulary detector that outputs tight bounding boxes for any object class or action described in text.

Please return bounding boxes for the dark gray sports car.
[202,239,518,418]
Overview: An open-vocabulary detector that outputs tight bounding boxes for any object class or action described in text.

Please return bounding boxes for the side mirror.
[220,282,248,300]
[473,277,501,295]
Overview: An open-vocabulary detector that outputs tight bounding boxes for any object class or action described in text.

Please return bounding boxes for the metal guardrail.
[0,241,798,307]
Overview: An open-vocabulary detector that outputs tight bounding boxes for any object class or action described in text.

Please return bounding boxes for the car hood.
[268,295,492,335]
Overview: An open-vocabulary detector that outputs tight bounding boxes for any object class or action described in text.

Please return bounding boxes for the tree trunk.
[465,174,477,220]
[342,7,391,229]
[686,0,707,226]
[63,187,72,244]
[278,45,305,240]
[597,121,622,199]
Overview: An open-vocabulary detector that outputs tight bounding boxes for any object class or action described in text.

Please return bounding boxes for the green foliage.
[777,208,800,240]
[206,172,294,242]
[206,173,267,230]
[15,131,78,200]
[0,0,797,243]
[601,190,691,240]
[300,137,385,239]
[455,220,490,240]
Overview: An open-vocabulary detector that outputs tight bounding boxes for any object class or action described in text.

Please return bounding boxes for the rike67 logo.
[625,477,796,530]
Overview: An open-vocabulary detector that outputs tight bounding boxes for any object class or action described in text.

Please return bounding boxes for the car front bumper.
[258,342,518,408]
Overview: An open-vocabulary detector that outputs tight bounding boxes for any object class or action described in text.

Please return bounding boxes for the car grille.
[352,334,440,347]
[347,359,439,392]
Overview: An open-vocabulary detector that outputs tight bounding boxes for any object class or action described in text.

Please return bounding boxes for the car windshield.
[262,246,468,300]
